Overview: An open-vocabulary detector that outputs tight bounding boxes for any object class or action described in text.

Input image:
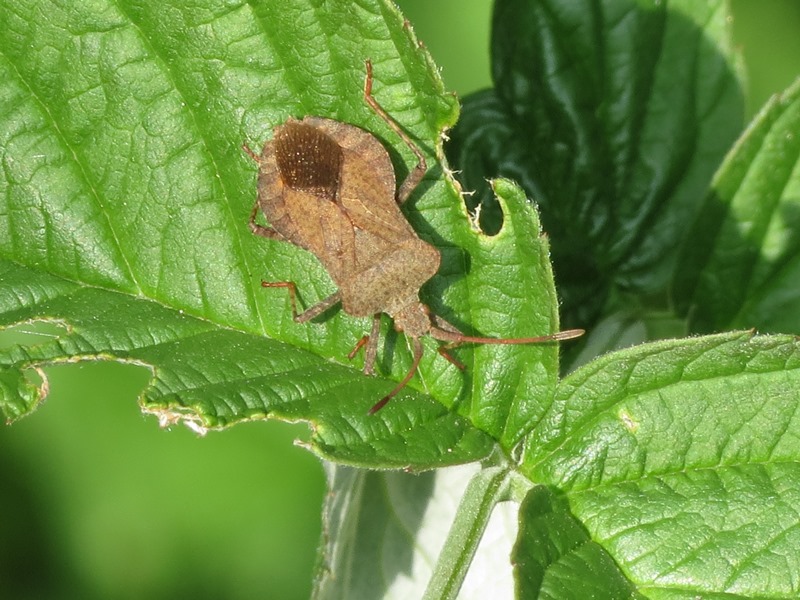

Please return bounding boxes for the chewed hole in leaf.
[0,365,49,424]
[0,320,69,349]
[462,183,504,236]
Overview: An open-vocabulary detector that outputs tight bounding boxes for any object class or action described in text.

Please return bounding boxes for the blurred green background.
[1,2,799,598]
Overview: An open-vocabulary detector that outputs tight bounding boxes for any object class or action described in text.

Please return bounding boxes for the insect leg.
[363,59,427,205]
[368,336,424,415]
[241,143,261,163]
[244,144,284,239]
[431,313,462,334]
[363,315,382,375]
[346,315,382,375]
[431,312,584,344]
[430,314,466,368]
[347,336,369,358]
[437,346,466,370]
[248,201,283,240]
[261,281,341,323]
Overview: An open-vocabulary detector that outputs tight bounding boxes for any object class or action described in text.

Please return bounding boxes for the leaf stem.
[421,465,514,600]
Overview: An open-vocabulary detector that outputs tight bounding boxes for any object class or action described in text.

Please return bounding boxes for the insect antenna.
[368,337,425,415]
[429,327,585,345]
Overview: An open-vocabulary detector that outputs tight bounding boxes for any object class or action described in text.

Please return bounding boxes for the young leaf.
[673,77,800,333]
[447,0,745,326]
[312,461,523,600]
[421,465,515,600]
[313,463,495,600]
[521,331,800,596]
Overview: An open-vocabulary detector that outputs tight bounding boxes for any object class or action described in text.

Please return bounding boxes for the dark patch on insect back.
[274,122,343,201]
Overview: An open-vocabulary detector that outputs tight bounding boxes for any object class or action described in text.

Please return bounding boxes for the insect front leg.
[363,60,427,205]
[243,143,285,240]
[242,143,261,163]
[261,281,342,323]
[248,200,285,240]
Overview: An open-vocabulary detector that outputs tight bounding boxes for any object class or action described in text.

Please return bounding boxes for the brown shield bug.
[245,60,583,414]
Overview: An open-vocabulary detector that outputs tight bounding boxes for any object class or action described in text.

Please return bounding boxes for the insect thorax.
[338,237,440,317]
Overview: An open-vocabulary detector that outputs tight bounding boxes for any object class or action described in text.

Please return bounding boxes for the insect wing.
[295,118,439,317]
[258,119,357,284]
[307,117,417,242]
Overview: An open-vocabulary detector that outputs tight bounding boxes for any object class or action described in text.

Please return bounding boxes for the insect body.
[247,60,582,413]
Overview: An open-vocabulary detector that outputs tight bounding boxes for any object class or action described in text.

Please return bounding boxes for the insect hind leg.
[348,315,382,375]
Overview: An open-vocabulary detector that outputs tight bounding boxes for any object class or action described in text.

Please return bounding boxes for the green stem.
[421,465,514,600]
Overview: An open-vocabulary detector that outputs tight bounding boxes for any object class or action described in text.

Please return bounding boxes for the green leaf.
[439,179,565,449]
[521,331,800,597]
[673,77,800,333]
[0,0,568,462]
[513,486,643,600]
[0,260,495,468]
[447,0,745,326]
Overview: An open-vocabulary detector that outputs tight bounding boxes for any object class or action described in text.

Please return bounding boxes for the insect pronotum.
[245,60,583,414]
